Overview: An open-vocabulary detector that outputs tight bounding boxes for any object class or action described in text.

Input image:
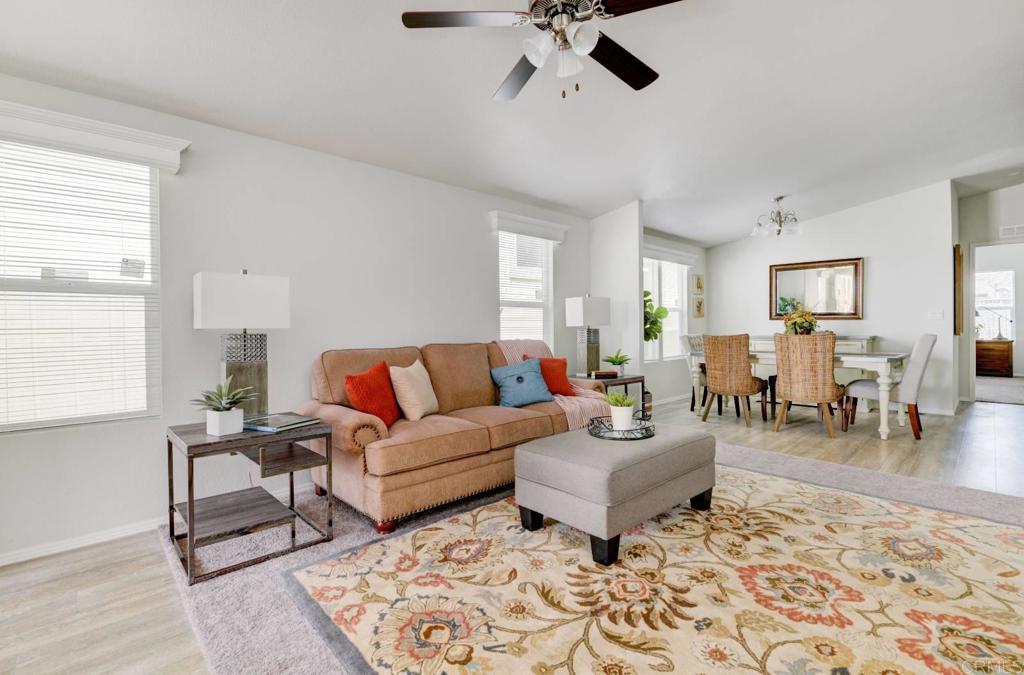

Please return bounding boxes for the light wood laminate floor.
[1,399,1021,674]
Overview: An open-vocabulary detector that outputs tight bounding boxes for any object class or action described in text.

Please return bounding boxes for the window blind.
[0,140,160,431]
[498,230,553,344]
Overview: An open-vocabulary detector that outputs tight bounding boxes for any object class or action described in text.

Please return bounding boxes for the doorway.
[973,242,1024,404]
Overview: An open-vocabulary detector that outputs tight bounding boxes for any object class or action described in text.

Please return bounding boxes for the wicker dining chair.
[773,332,848,438]
[701,334,768,427]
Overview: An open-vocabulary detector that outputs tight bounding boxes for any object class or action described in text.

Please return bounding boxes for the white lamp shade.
[193,272,290,329]
[524,32,555,68]
[565,296,611,327]
[567,21,599,56]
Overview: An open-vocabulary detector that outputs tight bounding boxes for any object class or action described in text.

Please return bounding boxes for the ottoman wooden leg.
[690,488,713,511]
[590,535,620,566]
[520,506,544,531]
[313,484,325,497]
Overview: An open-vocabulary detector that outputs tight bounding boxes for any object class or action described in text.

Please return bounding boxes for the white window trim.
[0,100,190,174]
[489,210,569,244]
[643,257,689,363]
[0,102,183,433]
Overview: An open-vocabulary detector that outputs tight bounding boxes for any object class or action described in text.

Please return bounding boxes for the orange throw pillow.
[526,355,575,397]
[344,360,401,427]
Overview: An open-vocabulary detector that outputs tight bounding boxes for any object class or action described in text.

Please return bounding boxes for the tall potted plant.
[643,290,669,343]
[191,376,258,436]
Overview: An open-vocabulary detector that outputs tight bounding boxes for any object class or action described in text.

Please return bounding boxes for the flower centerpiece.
[783,305,818,335]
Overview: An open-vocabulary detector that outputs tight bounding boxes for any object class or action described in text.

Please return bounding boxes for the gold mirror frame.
[769,257,864,320]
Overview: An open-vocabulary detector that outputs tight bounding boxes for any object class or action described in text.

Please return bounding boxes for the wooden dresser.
[976,339,1014,377]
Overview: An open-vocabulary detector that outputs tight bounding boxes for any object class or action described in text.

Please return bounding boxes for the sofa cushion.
[491,359,553,408]
[447,406,553,449]
[344,360,401,427]
[533,356,575,396]
[522,400,569,434]
[389,359,439,421]
[364,415,490,476]
[420,343,496,413]
[313,347,422,405]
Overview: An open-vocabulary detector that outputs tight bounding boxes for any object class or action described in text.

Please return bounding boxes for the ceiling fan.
[402,0,683,100]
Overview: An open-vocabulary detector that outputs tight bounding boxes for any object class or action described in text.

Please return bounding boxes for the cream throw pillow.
[389,360,439,421]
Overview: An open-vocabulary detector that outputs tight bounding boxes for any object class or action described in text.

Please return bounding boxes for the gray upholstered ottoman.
[515,425,716,565]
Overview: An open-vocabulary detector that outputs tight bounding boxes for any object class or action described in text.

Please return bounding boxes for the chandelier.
[751,196,801,237]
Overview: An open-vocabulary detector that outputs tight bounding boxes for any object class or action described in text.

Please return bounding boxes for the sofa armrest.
[569,377,606,395]
[295,401,388,455]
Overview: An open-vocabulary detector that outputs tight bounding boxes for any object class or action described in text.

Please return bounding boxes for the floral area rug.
[284,467,1024,675]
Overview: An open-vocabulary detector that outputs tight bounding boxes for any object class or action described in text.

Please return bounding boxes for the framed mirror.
[770,258,863,320]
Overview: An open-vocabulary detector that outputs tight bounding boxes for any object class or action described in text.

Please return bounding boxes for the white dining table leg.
[897,404,906,427]
[876,364,893,440]
[689,358,703,412]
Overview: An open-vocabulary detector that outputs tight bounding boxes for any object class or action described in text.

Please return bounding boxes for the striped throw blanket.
[495,340,609,431]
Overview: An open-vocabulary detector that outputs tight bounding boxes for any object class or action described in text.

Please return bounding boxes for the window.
[498,230,553,344]
[975,270,1015,340]
[0,140,160,432]
[643,257,687,362]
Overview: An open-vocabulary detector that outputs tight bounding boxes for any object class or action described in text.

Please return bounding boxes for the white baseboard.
[0,483,310,568]
[653,394,688,406]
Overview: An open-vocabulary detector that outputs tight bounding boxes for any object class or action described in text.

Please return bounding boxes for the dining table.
[687,350,910,440]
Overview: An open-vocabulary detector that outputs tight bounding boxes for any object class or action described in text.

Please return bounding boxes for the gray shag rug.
[160,440,1024,674]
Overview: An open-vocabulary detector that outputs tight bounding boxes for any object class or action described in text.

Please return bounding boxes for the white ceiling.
[1,0,1023,246]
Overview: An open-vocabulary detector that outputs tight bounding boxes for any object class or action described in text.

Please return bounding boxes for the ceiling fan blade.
[402,11,531,28]
[596,0,684,17]
[493,56,538,101]
[589,32,658,90]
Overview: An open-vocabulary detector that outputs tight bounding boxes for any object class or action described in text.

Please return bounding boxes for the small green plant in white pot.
[606,391,636,431]
[602,349,631,376]
[191,376,258,436]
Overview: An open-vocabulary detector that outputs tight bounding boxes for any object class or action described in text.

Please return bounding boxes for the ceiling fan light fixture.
[556,47,584,79]
[524,31,555,68]
[566,21,599,55]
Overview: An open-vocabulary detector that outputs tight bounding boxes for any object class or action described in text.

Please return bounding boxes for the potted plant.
[602,349,631,376]
[643,290,669,343]
[783,305,818,335]
[191,376,258,436]
[606,391,637,431]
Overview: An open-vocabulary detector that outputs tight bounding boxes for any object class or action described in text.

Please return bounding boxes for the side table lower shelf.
[166,422,334,585]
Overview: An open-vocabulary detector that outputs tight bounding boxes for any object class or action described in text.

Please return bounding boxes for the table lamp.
[193,270,290,416]
[565,295,611,376]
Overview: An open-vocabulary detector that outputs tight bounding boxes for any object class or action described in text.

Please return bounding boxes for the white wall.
[975,243,1024,375]
[639,230,707,403]
[0,74,591,561]
[706,182,958,414]
[589,201,643,363]
[958,183,1024,397]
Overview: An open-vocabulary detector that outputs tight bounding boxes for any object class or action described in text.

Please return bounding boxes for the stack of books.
[243,413,320,433]
[591,370,620,380]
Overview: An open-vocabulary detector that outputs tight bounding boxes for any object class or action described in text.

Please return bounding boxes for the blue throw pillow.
[490,359,554,408]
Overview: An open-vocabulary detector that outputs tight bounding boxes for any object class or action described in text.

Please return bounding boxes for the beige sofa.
[296,342,604,533]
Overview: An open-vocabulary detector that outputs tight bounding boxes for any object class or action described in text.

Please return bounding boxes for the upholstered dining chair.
[701,334,768,427]
[773,332,847,438]
[845,333,937,440]
[684,334,709,413]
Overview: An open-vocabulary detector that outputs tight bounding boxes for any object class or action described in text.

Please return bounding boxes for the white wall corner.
[0,99,191,173]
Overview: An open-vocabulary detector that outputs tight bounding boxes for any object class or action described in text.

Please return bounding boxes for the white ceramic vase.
[206,408,244,436]
[610,405,634,432]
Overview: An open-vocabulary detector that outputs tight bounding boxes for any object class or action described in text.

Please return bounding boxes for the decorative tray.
[588,416,655,441]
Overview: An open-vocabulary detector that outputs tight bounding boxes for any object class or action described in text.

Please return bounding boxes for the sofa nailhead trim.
[378,479,514,522]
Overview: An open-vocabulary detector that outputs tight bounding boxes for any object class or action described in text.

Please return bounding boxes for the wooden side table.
[586,374,650,419]
[166,422,333,585]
